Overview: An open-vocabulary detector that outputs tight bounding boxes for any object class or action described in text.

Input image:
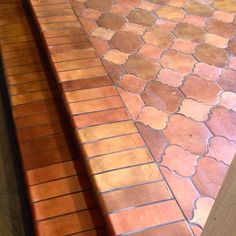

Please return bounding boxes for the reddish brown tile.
[100,181,172,213]
[161,167,200,219]
[136,122,167,162]
[83,133,145,158]
[164,115,212,155]
[142,81,183,113]
[192,156,228,198]
[181,75,221,105]
[73,108,130,128]
[108,200,184,235]
[30,175,90,202]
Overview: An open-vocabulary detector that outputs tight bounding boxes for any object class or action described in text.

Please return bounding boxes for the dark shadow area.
[0,60,34,235]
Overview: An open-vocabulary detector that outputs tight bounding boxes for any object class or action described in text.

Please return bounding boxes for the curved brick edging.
[26,0,194,235]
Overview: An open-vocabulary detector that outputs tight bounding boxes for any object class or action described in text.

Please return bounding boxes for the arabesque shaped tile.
[156,5,186,22]
[206,18,236,38]
[85,0,112,11]
[161,167,200,219]
[194,43,229,67]
[137,106,168,130]
[207,107,236,142]
[160,49,196,74]
[174,22,206,43]
[124,54,159,80]
[191,197,215,228]
[97,13,126,31]
[185,1,214,17]
[127,9,156,26]
[164,115,212,155]
[143,28,174,49]
[136,122,167,162]
[142,81,183,113]
[181,75,222,105]
[192,156,228,198]
[161,145,199,176]
[207,136,236,165]
[110,31,142,53]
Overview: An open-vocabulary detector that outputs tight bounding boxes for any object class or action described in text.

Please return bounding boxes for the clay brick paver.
[26,0,236,235]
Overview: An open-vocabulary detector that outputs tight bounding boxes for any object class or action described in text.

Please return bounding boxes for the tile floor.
[69,0,236,234]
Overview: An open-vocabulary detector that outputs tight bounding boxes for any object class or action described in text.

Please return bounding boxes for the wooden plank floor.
[0,1,106,235]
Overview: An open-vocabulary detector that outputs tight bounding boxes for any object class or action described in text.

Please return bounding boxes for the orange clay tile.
[0,2,106,235]
[23,0,236,234]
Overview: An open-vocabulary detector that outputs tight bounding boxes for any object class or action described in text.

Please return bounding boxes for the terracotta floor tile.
[4,54,42,67]
[26,160,83,186]
[136,122,167,163]
[45,35,88,46]
[161,167,200,219]
[164,115,212,155]
[92,163,162,192]
[65,86,117,103]
[71,228,107,236]
[118,88,144,120]
[191,197,215,228]
[161,145,199,177]
[207,107,236,142]
[54,58,101,72]
[100,181,172,213]
[220,91,236,112]
[142,81,183,113]
[192,156,229,198]
[12,99,57,118]
[35,8,74,18]
[58,66,107,82]
[137,106,168,130]
[218,68,236,93]
[30,175,91,202]
[73,108,129,129]
[119,74,146,94]
[78,121,137,143]
[207,136,236,165]
[108,200,184,235]
[41,21,81,31]
[38,15,77,24]
[69,96,124,115]
[160,49,196,74]
[33,191,96,220]
[5,63,43,76]
[10,89,53,106]
[19,133,67,155]
[36,209,103,236]
[206,18,235,38]
[22,146,73,170]
[49,42,92,55]
[83,133,145,158]
[61,76,112,92]
[132,221,192,236]
[88,148,152,174]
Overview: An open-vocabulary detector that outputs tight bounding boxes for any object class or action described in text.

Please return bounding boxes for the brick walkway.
[69,0,236,234]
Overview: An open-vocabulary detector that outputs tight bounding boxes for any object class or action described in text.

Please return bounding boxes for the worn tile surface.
[0,1,106,235]
[26,0,236,235]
